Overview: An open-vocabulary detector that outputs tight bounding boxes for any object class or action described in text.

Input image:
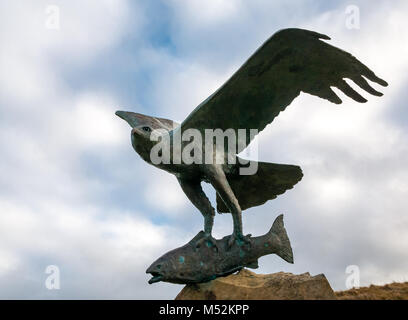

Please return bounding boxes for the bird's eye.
[142,126,152,133]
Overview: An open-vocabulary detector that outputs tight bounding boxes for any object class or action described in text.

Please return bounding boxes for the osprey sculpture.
[116,28,387,255]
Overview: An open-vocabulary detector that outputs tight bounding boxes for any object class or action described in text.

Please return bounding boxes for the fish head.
[146,232,213,284]
[145,256,168,284]
[146,251,201,284]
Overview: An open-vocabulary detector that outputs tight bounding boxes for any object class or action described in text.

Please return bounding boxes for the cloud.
[143,170,189,213]
[70,93,126,148]
[169,0,244,26]
[0,197,186,298]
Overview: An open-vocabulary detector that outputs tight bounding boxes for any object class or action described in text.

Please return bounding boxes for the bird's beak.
[115,110,139,128]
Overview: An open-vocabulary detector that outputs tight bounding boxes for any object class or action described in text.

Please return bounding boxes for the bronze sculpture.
[146,215,292,284]
[116,28,387,284]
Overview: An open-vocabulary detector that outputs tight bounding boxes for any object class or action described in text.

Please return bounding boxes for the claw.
[227,232,252,249]
[195,233,219,252]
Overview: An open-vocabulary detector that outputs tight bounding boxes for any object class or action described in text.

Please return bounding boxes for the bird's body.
[116,28,387,248]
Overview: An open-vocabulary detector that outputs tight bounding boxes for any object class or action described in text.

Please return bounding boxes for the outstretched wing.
[179,28,388,154]
[115,110,179,131]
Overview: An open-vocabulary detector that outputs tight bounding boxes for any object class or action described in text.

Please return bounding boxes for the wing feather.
[179,28,388,154]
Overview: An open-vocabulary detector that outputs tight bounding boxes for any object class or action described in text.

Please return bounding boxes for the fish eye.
[142,126,152,133]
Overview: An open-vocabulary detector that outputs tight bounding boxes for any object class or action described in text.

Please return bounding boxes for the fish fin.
[187,231,206,246]
[212,266,243,280]
[270,214,294,264]
[244,260,259,269]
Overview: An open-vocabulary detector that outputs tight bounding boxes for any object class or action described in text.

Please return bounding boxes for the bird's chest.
[153,161,202,180]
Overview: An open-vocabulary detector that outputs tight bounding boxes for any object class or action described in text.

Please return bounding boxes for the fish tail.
[269,214,294,263]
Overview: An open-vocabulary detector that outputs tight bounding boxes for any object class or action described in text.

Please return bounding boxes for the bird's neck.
[132,136,156,163]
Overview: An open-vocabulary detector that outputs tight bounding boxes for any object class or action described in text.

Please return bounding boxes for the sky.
[0,0,407,299]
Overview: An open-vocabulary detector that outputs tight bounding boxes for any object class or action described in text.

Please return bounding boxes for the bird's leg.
[177,177,218,251]
[208,166,251,249]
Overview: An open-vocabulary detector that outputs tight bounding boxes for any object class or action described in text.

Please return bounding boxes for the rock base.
[175,269,336,300]
[336,282,408,300]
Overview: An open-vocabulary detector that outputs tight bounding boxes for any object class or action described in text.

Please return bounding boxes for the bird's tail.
[216,158,303,213]
[269,214,294,263]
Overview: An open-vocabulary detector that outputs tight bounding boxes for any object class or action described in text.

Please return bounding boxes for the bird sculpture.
[116,28,387,250]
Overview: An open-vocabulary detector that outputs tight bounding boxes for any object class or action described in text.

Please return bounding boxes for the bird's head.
[115,110,156,135]
[115,110,157,159]
[115,110,175,163]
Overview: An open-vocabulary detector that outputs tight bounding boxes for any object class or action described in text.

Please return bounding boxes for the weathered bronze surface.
[116,28,387,284]
[146,215,292,284]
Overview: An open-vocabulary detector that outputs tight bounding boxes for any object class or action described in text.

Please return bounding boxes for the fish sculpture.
[146,215,293,284]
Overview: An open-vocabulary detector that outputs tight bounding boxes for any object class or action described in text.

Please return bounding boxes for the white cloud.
[0,197,186,298]
[169,0,244,26]
[0,0,135,105]
[70,94,127,148]
[144,170,189,213]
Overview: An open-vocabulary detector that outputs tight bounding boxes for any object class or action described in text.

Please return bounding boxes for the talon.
[227,234,236,248]
[195,233,219,252]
